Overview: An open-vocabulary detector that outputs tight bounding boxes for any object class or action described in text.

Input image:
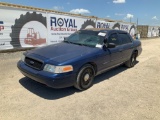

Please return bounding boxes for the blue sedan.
[17,28,142,90]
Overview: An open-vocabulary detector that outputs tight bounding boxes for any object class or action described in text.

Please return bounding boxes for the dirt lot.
[0,38,160,120]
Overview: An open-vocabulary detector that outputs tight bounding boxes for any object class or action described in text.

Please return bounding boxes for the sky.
[0,0,160,26]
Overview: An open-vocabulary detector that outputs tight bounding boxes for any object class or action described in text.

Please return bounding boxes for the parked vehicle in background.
[17,28,142,90]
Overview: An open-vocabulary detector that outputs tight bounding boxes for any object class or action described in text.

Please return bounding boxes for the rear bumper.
[17,60,77,89]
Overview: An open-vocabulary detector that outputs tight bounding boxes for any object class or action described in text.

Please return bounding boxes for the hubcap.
[84,74,90,82]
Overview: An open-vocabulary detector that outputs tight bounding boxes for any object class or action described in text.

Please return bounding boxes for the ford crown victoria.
[17,28,142,90]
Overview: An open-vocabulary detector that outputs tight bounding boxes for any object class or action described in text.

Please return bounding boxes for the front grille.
[25,57,43,70]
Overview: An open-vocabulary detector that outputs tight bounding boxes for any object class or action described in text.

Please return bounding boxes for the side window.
[119,33,132,44]
[108,33,119,45]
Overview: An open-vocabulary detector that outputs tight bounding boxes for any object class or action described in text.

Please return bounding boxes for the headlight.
[21,54,25,62]
[43,64,73,73]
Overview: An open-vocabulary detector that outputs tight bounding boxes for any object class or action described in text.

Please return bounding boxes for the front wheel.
[125,53,137,68]
[74,64,95,90]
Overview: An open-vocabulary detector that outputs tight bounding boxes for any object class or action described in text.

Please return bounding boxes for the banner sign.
[47,14,96,44]
[147,26,159,37]
[96,20,136,38]
[112,22,136,37]
[0,7,48,50]
[1,5,158,51]
[96,20,113,29]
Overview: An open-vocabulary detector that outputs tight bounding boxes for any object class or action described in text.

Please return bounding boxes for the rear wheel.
[125,53,137,68]
[74,64,95,90]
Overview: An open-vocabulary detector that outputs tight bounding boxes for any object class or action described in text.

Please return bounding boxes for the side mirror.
[103,39,108,48]
[103,43,116,50]
[104,39,107,44]
[103,39,116,49]
[107,43,116,48]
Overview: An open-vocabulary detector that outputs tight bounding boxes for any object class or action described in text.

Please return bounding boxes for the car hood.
[28,42,99,63]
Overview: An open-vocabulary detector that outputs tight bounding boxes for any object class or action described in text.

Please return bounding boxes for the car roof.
[84,28,111,31]
[82,28,128,34]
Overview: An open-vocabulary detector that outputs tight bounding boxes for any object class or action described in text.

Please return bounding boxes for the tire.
[10,12,47,48]
[125,53,137,68]
[80,19,96,29]
[74,64,95,90]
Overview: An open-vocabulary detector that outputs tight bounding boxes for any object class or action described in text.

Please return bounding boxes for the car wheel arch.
[76,62,97,76]
[132,49,138,57]
[125,50,138,68]
[135,50,138,57]
[87,62,97,74]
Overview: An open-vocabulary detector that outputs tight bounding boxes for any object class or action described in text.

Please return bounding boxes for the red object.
[24,28,46,45]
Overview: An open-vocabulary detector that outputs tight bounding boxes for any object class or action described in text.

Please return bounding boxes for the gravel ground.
[0,38,160,120]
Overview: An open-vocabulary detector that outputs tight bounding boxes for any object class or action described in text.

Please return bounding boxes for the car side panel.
[94,50,111,72]
[108,45,124,66]
[122,43,134,61]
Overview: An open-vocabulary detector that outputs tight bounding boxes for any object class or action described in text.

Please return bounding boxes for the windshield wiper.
[83,44,94,47]
[64,41,71,43]
[73,43,84,46]
[64,41,84,46]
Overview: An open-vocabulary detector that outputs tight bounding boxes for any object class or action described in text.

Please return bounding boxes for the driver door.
[106,33,123,67]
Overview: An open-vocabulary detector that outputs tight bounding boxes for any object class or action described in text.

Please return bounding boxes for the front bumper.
[17,60,77,89]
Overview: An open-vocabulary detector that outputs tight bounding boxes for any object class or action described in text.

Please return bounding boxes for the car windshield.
[64,30,105,47]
